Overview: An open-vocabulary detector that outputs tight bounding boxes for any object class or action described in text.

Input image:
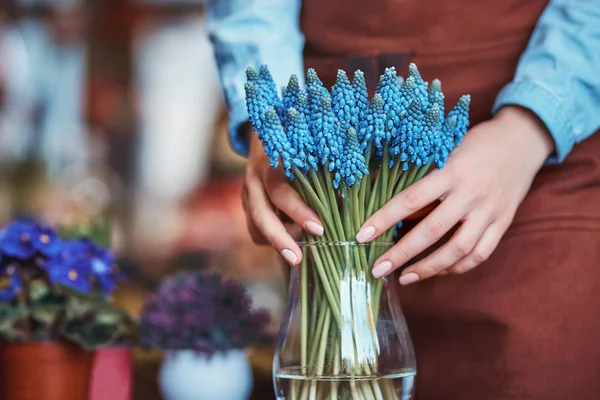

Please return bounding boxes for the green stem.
[309,247,342,327]
[379,142,390,211]
[387,160,402,199]
[412,161,433,184]
[300,249,308,371]
[366,169,382,219]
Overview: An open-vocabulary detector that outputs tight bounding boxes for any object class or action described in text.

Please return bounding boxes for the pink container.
[89,347,133,400]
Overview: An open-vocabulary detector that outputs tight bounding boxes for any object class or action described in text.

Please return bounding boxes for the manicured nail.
[304,221,324,236]
[399,272,420,286]
[356,226,376,243]
[281,249,298,266]
[372,261,393,278]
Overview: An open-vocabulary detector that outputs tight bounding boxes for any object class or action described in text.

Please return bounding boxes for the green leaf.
[28,282,51,302]
[30,304,64,326]
[62,318,120,350]
[0,305,28,341]
[94,307,130,325]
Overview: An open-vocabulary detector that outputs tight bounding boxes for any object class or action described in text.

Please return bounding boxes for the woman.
[205,0,600,398]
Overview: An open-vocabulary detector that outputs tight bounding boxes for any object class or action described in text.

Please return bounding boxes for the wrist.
[494,105,555,164]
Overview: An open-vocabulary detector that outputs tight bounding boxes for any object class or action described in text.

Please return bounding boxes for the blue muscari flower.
[282,74,300,114]
[361,93,387,156]
[333,127,369,188]
[407,63,429,107]
[427,79,445,115]
[262,107,296,177]
[352,70,369,127]
[306,69,330,137]
[309,86,328,162]
[308,83,330,121]
[361,94,386,155]
[245,81,266,132]
[246,67,259,82]
[258,65,282,109]
[295,90,311,123]
[446,95,471,146]
[244,66,283,132]
[331,70,356,131]
[307,68,324,87]
[317,96,345,169]
[436,115,457,168]
[394,99,425,170]
[286,107,318,172]
[375,67,402,138]
[422,103,443,165]
[398,76,417,114]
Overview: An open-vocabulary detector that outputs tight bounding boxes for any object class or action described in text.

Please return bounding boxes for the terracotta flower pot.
[90,346,133,400]
[0,342,94,400]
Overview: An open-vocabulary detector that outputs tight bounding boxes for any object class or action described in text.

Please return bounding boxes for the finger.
[247,219,301,243]
[247,219,268,245]
[446,220,508,275]
[285,223,303,241]
[247,175,302,265]
[243,187,268,245]
[397,212,490,282]
[404,201,440,221]
[264,170,324,236]
[371,194,468,279]
[357,170,451,243]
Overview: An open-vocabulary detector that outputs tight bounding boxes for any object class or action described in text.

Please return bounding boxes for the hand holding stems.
[242,124,324,266]
[357,106,555,284]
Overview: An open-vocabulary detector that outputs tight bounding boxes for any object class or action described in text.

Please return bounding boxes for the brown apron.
[301,1,600,399]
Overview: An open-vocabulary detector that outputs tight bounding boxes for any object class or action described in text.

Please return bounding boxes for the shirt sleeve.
[204,0,305,157]
[493,0,600,163]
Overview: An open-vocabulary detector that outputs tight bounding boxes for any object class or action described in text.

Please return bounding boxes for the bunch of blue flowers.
[0,219,133,348]
[245,64,470,399]
[245,64,469,240]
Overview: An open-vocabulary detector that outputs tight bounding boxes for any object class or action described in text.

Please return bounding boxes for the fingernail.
[356,226,376,243]
[304,221,324,236]
[281,249,298,266]
[399,272,420,286]
[372,261,393,278]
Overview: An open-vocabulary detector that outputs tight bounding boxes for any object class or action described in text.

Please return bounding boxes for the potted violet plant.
[139,270,273,400]
[0,218,135,400]
[58,218,137,400]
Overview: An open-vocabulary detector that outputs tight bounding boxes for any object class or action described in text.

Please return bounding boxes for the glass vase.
[274,241,417,400]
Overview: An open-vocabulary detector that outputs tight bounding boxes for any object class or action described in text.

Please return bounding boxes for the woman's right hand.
[242,127,325,266]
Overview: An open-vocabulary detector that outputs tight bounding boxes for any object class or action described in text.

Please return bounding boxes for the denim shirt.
[205,0,600,163]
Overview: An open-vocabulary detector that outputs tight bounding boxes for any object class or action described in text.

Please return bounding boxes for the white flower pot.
[159,349,252,400]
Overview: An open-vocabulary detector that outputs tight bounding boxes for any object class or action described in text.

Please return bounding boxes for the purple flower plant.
[139,271,273,356]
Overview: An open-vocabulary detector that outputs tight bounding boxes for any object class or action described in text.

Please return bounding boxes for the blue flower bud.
[286,107,317,172]
[427,78,445,115]
[447,95,471,146]
[307,68,324,87]
[332,70,356,131]
[353,70,369,125]
[282,74,300,113]
[246,67,259,83]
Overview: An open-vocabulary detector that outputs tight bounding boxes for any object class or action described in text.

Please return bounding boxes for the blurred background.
[0,0,285,397]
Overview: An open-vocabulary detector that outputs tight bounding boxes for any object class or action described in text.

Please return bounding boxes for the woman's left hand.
[356,106,555,285]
